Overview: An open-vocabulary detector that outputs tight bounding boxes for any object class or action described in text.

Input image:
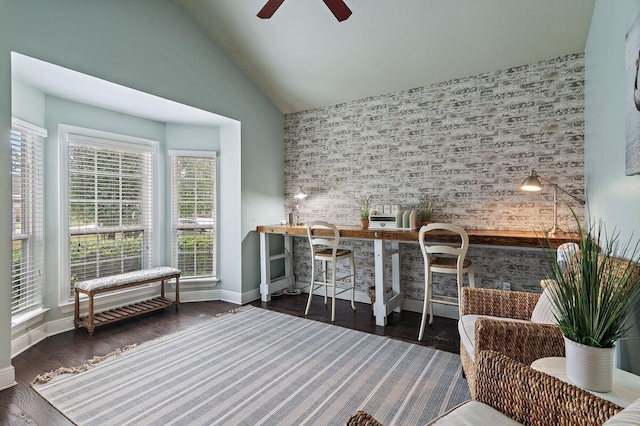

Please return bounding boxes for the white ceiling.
[11,52,235,127]
[178,0,596,114]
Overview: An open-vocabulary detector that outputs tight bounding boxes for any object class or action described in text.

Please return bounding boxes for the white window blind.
[11,119,46,315]
[170,152,216,278]
[67,134,154,291]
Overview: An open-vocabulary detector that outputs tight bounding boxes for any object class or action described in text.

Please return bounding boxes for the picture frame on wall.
[625,9,640,176]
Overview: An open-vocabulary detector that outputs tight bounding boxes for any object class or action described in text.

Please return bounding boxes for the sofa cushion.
[530,286,558,324]
[426,401,521,425]
[458,314,530,360]
[603,396,640,425]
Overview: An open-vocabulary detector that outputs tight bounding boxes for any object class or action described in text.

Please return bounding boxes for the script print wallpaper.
[284,53,585,300]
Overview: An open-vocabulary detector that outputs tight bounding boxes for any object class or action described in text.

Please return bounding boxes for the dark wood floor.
[0,296,459,426]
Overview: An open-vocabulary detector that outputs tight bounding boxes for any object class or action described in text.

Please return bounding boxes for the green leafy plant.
[355,194,373,220]
[543,210,640,348]
[418,194,433,222]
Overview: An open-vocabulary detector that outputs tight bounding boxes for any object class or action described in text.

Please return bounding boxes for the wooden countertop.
[256,224,577,249]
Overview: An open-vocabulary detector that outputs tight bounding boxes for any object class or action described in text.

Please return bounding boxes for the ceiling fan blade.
[257,0,285,19]
[322,0,352,21]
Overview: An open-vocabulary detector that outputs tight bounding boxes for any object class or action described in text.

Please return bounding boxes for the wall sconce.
[520,169,585,235]
[293,186,307,225]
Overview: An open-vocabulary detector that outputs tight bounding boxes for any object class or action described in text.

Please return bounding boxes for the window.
[170,151,217,279]
[11,119,46,315]
[60,126,157,299]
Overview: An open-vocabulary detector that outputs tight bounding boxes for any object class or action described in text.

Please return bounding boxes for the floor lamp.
[520,169,585,235]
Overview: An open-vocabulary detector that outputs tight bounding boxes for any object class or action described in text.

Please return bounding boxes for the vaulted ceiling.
[177,0,596,114]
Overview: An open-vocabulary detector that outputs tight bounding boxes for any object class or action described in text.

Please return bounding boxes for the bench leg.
[74,290,80,330]
[88,295,95,336]
[175,276,180,310]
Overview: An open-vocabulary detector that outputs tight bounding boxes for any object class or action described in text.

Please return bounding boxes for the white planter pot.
[564,336,614,392]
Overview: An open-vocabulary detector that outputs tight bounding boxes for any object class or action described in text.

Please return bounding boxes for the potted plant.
[543,211,640,392]
[418,194,433,225]
[356,194,373,229]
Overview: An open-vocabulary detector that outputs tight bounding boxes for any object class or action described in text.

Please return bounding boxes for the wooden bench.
[74,267,180,336]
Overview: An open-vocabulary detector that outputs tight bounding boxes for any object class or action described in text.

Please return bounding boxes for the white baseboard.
[11,316,75,358]
[0,365,16,391]
[304,287,459,320]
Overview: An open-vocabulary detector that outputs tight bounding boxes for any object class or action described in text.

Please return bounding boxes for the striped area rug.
[33,307,470,425]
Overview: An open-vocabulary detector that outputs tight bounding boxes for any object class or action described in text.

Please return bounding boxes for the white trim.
[0,366,17,391]
[11,117,48,137]
[11,317,75,358]
[57,124,160,306]
[11,307,49,335]
[241,288,261,304]
[168,149,217,157]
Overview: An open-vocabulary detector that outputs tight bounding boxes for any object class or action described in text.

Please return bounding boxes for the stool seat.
[305,221,356,322]
[314,248,353,259]
[430,257,472,270]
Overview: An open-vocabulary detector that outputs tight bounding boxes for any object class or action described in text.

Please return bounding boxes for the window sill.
[169,277,219,290]
[11,307,50,335]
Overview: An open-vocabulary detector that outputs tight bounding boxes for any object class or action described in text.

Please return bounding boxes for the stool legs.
[305,257,317,316]
[419,267,432,341]
[331,261,337,321]
[350,254,356,311]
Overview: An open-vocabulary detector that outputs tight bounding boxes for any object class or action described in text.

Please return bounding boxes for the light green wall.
[0,0,284,381]
[0,0,11,377]
[585,0,640,374]
[12,79,44,126]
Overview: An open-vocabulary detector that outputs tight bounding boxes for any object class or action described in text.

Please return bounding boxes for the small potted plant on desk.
[544,211,640,392]
[356,194,373,229]
[418,194,433,226]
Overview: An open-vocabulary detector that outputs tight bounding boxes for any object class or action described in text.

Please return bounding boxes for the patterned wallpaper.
[283,53,585,300]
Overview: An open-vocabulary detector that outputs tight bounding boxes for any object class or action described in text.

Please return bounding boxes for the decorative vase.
[360,219,369,229]
[564,336,614,392]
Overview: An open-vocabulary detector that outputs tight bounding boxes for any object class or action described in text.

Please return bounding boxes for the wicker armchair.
[459,287,564,398]
[346,350,623,426]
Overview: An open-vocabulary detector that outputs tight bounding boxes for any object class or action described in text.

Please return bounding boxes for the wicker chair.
[459,287,564,398]
[346,350,624,426]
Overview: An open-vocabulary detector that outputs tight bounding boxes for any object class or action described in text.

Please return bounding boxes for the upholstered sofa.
[346,350,636,426]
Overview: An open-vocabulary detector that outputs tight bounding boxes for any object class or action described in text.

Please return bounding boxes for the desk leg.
[284,234,293,287]
[260,232,272,302]
[374,239,387,326]
[391,241,402,313]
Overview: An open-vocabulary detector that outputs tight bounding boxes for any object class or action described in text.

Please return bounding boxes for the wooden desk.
[256,224,576,326]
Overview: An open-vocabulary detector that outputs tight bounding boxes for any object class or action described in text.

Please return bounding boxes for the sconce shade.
[294,186,308,199]
[521,170,542,192]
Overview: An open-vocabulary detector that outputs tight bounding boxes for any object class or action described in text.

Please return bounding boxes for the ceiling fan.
[257,0,352,22]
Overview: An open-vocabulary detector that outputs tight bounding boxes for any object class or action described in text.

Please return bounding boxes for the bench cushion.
[75,267,181,292]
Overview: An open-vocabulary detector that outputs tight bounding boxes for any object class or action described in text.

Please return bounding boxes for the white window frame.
[10,118,46,319]
[169,150,218,283]
[58,125,159,305]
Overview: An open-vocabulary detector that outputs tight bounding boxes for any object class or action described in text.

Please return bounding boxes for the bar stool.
[418,223,475,340]
[305,221,356,322]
